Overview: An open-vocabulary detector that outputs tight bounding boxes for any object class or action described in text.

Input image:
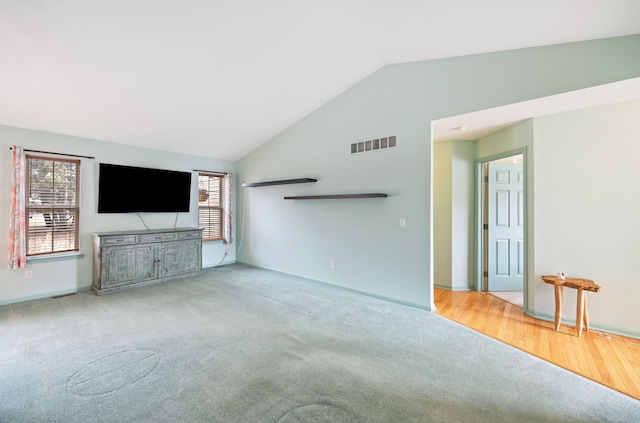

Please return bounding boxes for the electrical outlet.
[25,270,33,279]
[329,260,335,269]
[400,218,406,228]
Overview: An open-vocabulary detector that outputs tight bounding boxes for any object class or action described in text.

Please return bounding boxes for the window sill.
[203,239,226,244]
[27,252,85,264]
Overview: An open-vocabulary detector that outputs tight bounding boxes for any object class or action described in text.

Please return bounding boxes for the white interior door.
[487,162,524,292]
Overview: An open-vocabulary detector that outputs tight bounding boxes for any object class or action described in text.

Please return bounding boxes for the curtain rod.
[9,147,95,160]
[192,169,230,175]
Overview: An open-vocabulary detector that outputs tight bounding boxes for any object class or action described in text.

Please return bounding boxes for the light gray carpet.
[1,264,638,422]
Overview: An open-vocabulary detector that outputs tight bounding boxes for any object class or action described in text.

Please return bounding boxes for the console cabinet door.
[158,239,202,279]
[102,244,157,288]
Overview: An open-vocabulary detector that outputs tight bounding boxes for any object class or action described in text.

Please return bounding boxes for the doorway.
[476,150,526,308]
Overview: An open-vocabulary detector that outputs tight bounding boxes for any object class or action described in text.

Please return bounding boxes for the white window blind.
[25,155,80,256]
[198,173,223,241]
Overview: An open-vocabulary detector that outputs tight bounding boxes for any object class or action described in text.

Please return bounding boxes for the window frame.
[25,155,80,257]
[198,172,224,242]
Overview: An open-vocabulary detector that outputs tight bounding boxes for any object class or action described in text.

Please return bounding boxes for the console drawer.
[101,235,138,246]
[176,231,202,240]
[139,232,176,242]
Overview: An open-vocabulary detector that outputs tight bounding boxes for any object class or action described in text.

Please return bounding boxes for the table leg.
[554,284,563,331]
[583,294,589,332]
[576,288,585,337]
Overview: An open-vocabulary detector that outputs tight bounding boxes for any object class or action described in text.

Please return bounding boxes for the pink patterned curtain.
[223,173,232,244]
[8,146,27,269]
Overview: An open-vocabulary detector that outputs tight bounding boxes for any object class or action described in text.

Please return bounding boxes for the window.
[25,156,80,256]
[198,173,223,241]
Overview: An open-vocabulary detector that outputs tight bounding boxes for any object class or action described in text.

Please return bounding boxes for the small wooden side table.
[541,275,602,337]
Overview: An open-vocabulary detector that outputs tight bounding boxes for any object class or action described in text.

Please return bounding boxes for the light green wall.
[476,120,535,307]
[451,141,476,290]
[434,140,475,290]
[532,99,640,337]
[237,35,640,310]
[476,120,535,161]
[433,141,453,289]
[475,101,640,338]
[0,124,236,305]
[4,35,640,317]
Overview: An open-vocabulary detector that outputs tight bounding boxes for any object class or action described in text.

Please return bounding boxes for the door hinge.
[483,224,488,230]
[484,176,489,183]
[483,271,488,277]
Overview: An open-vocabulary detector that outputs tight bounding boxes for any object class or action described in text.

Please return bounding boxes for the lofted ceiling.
[2,1,640,161]
[432,77,640,142]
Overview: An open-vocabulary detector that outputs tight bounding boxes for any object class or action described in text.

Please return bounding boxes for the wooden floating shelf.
[284,193,388,200]
[242,178,317,187]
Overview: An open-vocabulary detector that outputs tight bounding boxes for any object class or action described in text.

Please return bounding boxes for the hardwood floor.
[434,288,640,400]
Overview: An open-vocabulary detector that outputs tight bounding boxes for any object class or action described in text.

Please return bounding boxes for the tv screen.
[98,163,192,213]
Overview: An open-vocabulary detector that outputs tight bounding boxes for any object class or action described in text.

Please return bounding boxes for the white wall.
[532,99,640,337]
[0,124,236,304]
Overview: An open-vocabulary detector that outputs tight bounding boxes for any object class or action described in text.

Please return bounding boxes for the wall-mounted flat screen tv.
[98,163,192,213]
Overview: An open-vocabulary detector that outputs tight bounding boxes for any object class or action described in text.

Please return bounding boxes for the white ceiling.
[2,1,640,161]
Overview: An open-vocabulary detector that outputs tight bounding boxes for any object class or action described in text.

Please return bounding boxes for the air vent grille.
[351,136,397,154]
